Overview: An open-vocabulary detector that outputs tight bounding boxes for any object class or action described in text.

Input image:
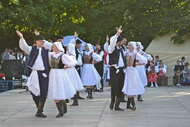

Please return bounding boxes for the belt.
[136,63,145,66]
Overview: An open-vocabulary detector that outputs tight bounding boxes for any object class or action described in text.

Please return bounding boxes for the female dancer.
[47,42,77,118]
[122,42,146,110]
[81,43,102,99]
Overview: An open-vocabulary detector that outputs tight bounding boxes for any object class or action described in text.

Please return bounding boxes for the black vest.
[109,46,126,67]
[75,47,80,60]
[27,46,50,72]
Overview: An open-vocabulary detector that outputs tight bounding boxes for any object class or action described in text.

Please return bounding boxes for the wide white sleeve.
[19,37,32,55]
[43,41,53,51]
[70,38,76,44]
[61,54,78,67]
[99,51,104,57]
[136,53,147,64]
[92,52,102,62]
[142,51,153,61]
[108,35,118,54]
[67,43,76,56]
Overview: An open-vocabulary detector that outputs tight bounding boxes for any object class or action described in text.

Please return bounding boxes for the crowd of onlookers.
[0,47,28,64]
[173,57,190,86]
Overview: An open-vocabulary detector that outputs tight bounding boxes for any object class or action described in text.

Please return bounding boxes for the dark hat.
[35,35,45,41]
[76,39,82,44]
[182,56,185,59]
[54,35,63,41]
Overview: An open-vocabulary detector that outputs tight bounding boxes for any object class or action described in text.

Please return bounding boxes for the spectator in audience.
[148,61,159,87]
[157,61,168,86]
[155,55,160,66]
[3,49,11,61]
[182,62,190,85]
[173,60,184,86]
[180,57,186,65]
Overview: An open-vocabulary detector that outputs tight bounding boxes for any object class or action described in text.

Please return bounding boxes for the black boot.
[56,102,64,118]
[127,98,132,109]
[109,94,115,110]
[86,88,91,99]
[131,97,136,110]
[71,95,78,106]
[114,97,124,111]
[62,101,67,114]
[89,89,93,99]
[120,94,127,102]
[137,95,143,101]
[65,99,69,103]
[35,101,47,118]
[77,91,85,99]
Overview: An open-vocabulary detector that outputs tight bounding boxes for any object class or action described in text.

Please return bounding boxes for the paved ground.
[0,86,190,127]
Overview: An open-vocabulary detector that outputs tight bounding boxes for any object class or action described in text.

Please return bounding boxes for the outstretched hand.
[16,30,23,38]
[116,26,123,35]
[106,35,109,42]
[74,31,79,39]
[34,30,40,36]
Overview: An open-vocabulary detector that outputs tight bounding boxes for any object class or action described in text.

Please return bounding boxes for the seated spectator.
[157,61,168,86]
[148,61,159,87]
[173,60,184,86]
[182,62,190,85]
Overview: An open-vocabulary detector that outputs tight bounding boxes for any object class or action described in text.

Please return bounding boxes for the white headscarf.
[53,42,64,52]
[128,41,137,53]
[86,43,94,53]
[136,42,144,51]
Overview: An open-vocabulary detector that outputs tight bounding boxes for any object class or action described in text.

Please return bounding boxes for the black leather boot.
[89,89,93,99]
[77,91,85,99]
[127,98,132,109]
[71,95,79,106]
[114,97,124,111]
[56,102,64,118]
[131,97,136,110]
[120,94,127,102]
[62,101,67,114]
[35,101,47,118]
[86,88,90,99]
[137,95,143,101]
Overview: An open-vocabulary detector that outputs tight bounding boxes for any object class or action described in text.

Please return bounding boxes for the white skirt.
[122,67,145,96]
[81,64,101,87]
[48,69,76,100]
[136,65,148,87]
[65,67,84,91]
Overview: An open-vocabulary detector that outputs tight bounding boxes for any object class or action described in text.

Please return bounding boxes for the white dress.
[48,52,77,100]
[81,51,102,88]
[65,43,84,91]
[122,52,146,96]
[136,51,148,87]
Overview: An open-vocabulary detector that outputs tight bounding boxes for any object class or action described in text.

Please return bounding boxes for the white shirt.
[118,49,125,67]
[19,38,45,71]
[77,49,83,66]
[108,34,118,54]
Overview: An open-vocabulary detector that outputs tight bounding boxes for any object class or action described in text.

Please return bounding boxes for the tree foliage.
[0,0,190,52]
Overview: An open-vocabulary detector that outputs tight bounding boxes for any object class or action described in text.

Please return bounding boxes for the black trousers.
[75,65,81,77]
[94,62,104,89]
[31,71,49,103]
[110,67,125,98]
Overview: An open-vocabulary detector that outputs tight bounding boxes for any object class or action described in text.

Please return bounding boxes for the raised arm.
[108,26,123,54]
[16,31,32,55]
